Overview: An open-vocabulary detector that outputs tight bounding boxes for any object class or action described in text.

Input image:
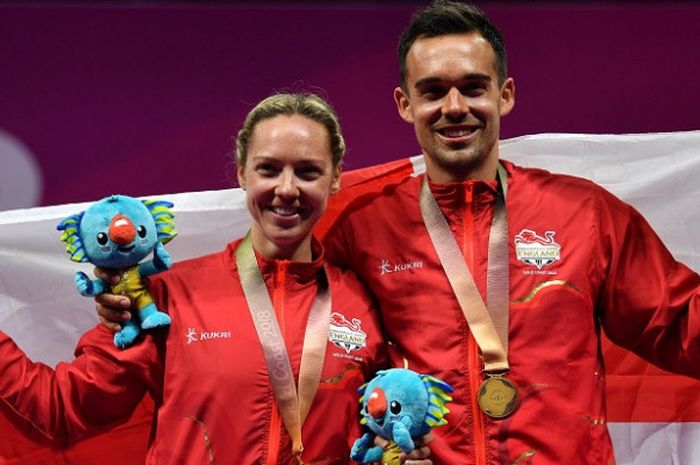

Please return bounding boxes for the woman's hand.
[93,267,131,331]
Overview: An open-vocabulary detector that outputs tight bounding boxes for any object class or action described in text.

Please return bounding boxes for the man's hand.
[401,431,433,464]
[94,267,131,331]
[374,431,433,465]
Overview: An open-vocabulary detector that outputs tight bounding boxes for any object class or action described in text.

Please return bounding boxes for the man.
[322,1,700,464]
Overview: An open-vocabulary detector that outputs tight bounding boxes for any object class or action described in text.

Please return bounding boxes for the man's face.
[394,32,515,182]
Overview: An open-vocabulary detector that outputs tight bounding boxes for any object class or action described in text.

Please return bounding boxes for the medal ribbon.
[419,164,510,373]
[236,233,331,459]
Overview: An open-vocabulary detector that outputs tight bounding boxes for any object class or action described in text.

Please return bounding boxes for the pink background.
[1,2,698,208]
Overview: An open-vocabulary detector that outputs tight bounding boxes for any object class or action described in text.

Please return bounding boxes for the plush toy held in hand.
[351,368,453,465]
[57,195,177,349]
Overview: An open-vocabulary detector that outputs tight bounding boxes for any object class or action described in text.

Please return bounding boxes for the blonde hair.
[236,93,346,169]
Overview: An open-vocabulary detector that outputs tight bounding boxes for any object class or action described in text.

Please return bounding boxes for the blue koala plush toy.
[57,195,177,349]
[351,368,453,465]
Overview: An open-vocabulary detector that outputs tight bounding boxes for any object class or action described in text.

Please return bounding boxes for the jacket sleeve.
[321,213,356,271]
[0,324,164,448]
[596,188,700,377]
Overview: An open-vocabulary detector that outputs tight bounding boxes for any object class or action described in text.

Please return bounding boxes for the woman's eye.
[299,167,322,179]
[256,164,277,175]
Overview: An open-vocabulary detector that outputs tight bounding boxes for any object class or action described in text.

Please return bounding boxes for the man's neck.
[426,156,499,183]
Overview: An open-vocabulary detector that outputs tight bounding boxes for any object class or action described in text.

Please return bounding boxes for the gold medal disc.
[477,375,519,419]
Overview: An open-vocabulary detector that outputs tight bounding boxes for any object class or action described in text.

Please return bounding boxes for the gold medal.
[477,374,519,419]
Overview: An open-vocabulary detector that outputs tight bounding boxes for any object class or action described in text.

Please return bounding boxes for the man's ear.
[237,164,246,190]
[499,77,516,117]
[394,86,414,124]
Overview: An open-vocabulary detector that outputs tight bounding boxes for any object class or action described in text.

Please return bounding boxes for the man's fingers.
[93,266,120,284]
[374,436,389,448]
[401,446,431,461]
[96,301,131,321]
[413,432,434,448]
[97,303,131,321]
[95,292,131,311]
[94,294,131,325]
[99,315,122,332]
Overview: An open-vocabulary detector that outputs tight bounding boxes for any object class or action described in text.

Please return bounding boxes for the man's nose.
[442,87,468,119]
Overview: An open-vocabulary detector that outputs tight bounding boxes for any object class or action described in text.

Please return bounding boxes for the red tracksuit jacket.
[324,160,700,465]
[0,238,387,464]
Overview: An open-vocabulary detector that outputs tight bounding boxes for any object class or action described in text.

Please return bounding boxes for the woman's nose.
[275,170,299,197]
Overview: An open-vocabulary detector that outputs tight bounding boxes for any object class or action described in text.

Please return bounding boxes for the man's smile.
[436,124,480,144]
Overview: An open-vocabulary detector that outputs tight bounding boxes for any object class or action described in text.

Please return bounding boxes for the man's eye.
[463,84,487,96]
[422,87,444,99]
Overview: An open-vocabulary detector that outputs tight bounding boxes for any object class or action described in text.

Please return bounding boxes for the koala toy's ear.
[421,374,454,428]
[142,199,177,245]
[57,211,89,263]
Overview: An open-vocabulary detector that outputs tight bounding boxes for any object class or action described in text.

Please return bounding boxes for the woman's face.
[237,114,340,261]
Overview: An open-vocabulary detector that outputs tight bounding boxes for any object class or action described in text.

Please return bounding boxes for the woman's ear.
[237,164,246,191]
[330,166,341,194]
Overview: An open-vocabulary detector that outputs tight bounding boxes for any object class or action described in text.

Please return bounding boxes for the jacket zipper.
[464,184,488,465]
[266,260,288,465]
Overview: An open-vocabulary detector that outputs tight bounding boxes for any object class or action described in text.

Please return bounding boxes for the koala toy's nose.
[368,387,387,418]
[109,214,136,244]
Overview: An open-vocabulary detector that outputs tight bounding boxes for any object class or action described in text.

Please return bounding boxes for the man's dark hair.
[397,0,508,90]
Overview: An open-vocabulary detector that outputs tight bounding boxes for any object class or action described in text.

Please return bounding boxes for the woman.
[0,93,429,464]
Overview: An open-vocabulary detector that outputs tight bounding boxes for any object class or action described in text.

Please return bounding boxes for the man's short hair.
[397,0,508,89]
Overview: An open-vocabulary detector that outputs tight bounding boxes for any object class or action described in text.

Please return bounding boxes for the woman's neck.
[250,229,313,263]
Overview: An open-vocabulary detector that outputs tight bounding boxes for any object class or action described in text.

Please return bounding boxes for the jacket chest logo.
[379,258,424,276]
[328,312,367,354]
[185,327,232,344]
[514,229,562,271]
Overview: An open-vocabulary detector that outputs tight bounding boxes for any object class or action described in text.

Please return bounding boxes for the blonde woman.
[0,93,431,464]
